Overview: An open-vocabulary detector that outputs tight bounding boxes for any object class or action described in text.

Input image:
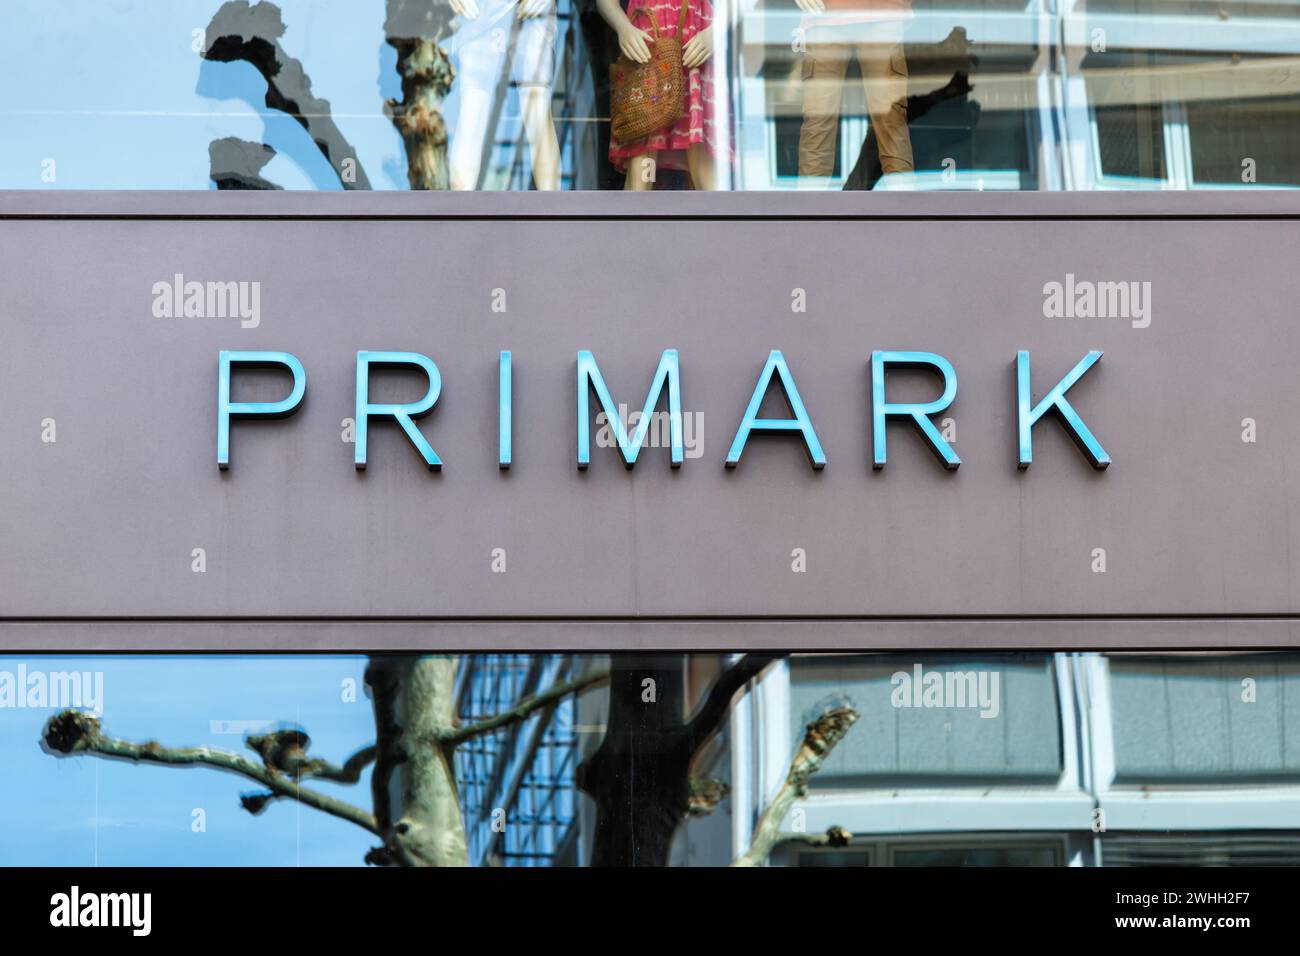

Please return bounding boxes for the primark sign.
[217,348,1111,472]
[0,192,1297,633]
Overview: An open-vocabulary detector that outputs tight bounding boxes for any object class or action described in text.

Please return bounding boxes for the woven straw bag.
[609,3,690,144]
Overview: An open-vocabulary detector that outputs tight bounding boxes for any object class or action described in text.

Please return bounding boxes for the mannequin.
[843,27,978,190]
[795,0,914,183]
[598,0,718,190]
[448,0,562,190]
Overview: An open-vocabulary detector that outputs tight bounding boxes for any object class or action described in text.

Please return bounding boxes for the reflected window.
[793,836,1065,866]
[788,653,1063,787]
[1107,653,1300,783]
[1101,833,1300,867]
[3,0,1299,190]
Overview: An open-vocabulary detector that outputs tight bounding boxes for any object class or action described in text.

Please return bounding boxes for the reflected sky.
[0,0,410,189]
[0,655,374,865]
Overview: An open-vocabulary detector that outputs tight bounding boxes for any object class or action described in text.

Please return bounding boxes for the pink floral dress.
[609,0,718,172]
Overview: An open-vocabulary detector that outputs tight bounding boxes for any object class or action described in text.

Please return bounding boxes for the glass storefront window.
[3,0,1296,191]
[792,838,1065,866]
[889,841,1063,866]
[788,653,1063,785]
[1107,653,1300,782]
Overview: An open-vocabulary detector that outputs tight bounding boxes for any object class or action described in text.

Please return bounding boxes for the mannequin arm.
[598,0,654,63]
[682,25,713,68]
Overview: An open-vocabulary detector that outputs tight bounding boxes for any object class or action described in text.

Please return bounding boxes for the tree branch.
[244,727,375,783]
[42,710,378,836]
[203,0,370,189]
[732,705,859,867]
[208,136,282,190]
[442,668,610,748]
[686,654,780,751]
[783,825,855,849]
[310,744,377,783]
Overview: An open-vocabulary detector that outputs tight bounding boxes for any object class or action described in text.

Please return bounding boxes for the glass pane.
[1187,94,1300,186]
[3,0,1297,190]
[787,653,1063,785]
[1108,654,1300,782]
[797,850,874,866]
[892,844,1060,866]
[7,651,1300,865]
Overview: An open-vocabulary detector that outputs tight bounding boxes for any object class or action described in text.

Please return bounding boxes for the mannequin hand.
[517,0,552,18]
[794,0,825,12]
[450,0,480,18]
[682,25,713,68]
[616,22,654,63]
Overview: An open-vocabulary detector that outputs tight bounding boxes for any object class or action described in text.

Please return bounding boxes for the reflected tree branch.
[686,653,780,751]
[732,705,859,867]
[41,710,379,835]
[442,667,610,747]
[203,0,371,189]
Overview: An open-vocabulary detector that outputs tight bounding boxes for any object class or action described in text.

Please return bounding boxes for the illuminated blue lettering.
[216,350,306,470]
[499,350,512,470]
[355,351,442,471]
[726,350,826,469]
[577,349,683,469]
[1017,350,1109,469]
[871,351,960,470]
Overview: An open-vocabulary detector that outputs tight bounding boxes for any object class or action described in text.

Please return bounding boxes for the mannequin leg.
[449,87,493,190]
[624,152,658,190]
[686,143,716,190]
[519,85,561,191]
[858,25,914,175]
[798,42,852,180]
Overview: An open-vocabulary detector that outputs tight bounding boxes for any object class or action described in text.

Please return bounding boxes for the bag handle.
[631,6,661,41]
[631,2,689,42]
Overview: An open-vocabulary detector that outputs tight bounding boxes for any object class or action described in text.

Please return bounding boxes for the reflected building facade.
[460,652,1300,865]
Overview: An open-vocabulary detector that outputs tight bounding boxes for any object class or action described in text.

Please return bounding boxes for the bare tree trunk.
[577,654,778,866]
[578,656,691,866]
[385,2,455,190]
[367,656,468,866]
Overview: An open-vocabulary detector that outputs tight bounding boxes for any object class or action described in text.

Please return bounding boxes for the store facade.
[2,0,1299,870]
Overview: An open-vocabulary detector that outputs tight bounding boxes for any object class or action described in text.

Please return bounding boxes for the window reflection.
[601,0,722,189]
[4,0,1298,190]
[14,650,1300,865]
[446,0,562,189]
